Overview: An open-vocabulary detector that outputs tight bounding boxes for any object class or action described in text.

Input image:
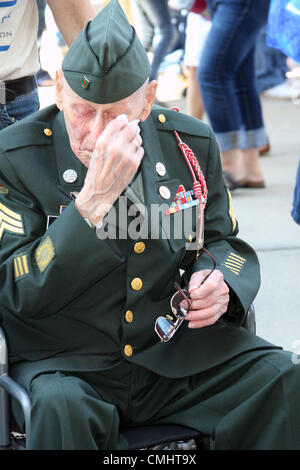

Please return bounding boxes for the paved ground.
[229,97,300,352]
[38,75,300,354]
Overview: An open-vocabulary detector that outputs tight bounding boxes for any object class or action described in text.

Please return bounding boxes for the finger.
[95,116,140,154]
[188,314,221,329]
[189,271,225,300]
[185,303,225,322]
[188,270,210,292]
[187,306,227,329]
[131,133,143,149]
[91,124,142,179]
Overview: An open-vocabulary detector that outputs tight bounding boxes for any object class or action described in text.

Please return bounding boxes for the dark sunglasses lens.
[155,316,176,342]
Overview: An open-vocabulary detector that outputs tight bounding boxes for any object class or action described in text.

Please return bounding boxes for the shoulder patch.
[35,236,55,273]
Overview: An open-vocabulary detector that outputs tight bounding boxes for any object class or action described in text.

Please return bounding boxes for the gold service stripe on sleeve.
[14,254,29,279]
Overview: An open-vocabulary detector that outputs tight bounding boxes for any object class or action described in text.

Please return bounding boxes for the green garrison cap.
[62,0,151,104]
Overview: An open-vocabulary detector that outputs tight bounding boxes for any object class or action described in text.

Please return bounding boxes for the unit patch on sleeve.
[35,236,55,273]
[14,253,30,280]
[223,252,246,276]
[0,202,24,240]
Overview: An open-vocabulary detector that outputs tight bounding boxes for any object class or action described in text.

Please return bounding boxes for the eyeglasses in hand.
[154,248,216,342]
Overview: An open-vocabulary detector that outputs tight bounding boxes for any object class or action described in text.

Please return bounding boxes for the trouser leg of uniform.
[26,372,127,450]
[127,350,300,450]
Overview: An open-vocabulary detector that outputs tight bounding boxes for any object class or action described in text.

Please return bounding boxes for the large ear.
[139,80,158,122]
[55,69,64,111]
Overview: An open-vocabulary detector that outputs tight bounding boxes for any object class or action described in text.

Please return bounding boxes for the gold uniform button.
[134,241,146,254]
[124,344,133,357]
[125,310,133,323]
[44,128,52,137]
[158,113,166,123]
[131,277,143,291]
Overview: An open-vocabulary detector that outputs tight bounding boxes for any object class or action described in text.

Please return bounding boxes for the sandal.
[223,172,248,191]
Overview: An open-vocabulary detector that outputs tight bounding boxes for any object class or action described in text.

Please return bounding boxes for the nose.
[87,112,107,144]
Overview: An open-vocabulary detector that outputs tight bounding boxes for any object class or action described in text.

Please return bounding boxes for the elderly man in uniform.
[0,0,299,450]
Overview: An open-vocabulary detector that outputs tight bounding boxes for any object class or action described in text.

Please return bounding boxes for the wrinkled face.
[56,71,157,167]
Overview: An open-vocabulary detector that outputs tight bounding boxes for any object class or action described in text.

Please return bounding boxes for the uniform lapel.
[139,115,180,241]
[52,112,87,199]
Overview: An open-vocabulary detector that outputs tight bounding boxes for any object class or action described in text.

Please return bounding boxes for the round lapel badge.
[159,185,171,200]
[63,169,78,183]
[156,162,166,177]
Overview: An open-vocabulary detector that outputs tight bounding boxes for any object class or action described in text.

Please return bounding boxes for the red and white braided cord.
[173,128,208,208]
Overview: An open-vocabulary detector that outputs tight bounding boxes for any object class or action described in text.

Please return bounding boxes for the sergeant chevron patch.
[223,252,246,276]
[0,202,24,240]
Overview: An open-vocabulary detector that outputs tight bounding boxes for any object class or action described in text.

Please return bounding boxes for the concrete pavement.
[38,82,300,353]
[230,97,300,352]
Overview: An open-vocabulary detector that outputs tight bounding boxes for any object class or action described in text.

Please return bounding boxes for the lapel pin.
[159,185,171,200]
[156,162,166,176]
[63,169,78,183]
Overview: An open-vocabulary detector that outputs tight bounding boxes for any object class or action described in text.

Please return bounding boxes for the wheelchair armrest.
[0,326,32,448]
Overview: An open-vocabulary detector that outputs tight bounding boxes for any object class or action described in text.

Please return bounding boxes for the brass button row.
[125,239,148,358]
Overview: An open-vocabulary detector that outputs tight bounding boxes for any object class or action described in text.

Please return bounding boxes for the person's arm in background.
[47,0,96,45]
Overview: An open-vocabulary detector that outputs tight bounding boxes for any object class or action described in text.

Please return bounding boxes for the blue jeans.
[198,0,270,151]
[292,158,300,225]
[0,88,39,130]
[133,0,177,81]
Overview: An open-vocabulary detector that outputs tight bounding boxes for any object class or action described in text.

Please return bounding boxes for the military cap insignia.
[0,202,24,241]
[223,252,246,276]
[35,236,55,273]
[81,76,90,89]
[14,253,30,280]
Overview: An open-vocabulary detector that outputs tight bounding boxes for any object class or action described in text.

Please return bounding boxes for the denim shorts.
[198,0,270,151]
[0,88,39,130]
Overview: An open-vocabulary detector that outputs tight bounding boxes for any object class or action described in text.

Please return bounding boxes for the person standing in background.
[183,0,211,119]
[0,0,95,130]
[131,0,178,82]
[198,0,270,191]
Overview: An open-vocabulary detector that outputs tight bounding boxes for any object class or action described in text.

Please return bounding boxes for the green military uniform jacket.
[0,105,276,388]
